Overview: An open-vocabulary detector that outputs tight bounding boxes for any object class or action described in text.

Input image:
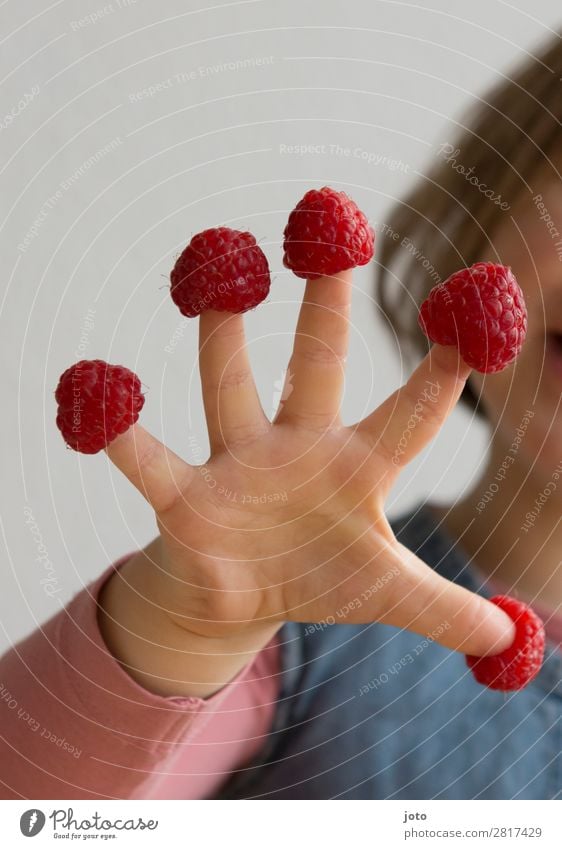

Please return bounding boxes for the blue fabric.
[219,505,562,799]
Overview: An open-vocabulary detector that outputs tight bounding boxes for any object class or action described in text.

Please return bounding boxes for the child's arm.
[0,560,280,799]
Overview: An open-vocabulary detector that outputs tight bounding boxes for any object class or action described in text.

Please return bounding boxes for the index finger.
[106,425,193,514]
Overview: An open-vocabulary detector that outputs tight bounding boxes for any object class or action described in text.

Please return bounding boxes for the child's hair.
[376,31,562,411]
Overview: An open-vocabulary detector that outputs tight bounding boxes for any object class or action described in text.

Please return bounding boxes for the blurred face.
[470,173,562,483]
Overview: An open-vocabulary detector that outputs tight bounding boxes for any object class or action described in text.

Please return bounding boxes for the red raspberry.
[283,186,375,280]
[466,596,545,691]
[418,262,527,373]
[170,227,271,316]
[55,360,144,454]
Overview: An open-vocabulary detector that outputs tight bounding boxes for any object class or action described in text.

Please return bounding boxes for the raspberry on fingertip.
[170,227,271,317]
[55,360,144,454]
[418,262,527,373]
[283,186,375,280]
[466,595,545,691]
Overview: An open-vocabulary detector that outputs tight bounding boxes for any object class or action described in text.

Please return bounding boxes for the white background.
[1,0,560,652]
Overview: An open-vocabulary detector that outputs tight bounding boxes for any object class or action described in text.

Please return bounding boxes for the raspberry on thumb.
[55,360,144,454]
[466,595,545,691]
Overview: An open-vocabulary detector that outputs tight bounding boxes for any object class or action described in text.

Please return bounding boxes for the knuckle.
[295,345,346,368]
[222,421,269,449]
[284,409,334,434]
[372,425,404,466]
[217,368,253,391]
[402,384,443,429]
[131,438,162,481]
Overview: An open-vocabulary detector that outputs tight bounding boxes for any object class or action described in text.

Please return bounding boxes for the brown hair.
[376,31,562,410]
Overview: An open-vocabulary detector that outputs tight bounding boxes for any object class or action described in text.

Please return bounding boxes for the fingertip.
[105,423,137,458]
[449,593,516,657]
[429,344,472,380]
[308,268,353,282]
[199,309,244,338]
[304,268,353,298]
[474,599,516,657]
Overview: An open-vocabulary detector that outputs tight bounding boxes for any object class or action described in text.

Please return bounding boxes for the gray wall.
[1,0,560,650]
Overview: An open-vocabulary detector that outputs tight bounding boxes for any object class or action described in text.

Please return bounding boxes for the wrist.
[99,539,281,698]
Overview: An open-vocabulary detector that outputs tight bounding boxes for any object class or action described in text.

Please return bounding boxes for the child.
[1,33,560,800]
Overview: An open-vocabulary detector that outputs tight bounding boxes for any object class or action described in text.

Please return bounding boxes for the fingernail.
[485,605,516,655]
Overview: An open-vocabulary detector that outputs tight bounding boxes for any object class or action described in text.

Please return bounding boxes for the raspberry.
[418,262,527,373]
[283,186,375,280]
[170,227,271,316]
[55,360,144,454]
[466,596,545,691]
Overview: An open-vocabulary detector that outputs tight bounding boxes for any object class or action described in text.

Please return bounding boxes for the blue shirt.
[219,505,562,799]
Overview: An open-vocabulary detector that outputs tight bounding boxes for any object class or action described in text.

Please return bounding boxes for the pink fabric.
[0,561,281,800]
[5,556,557,801]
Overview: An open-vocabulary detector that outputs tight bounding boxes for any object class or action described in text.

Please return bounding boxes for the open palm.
[108,270,511,657]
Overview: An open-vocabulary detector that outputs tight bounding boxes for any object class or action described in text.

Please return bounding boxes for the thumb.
[380,541,515,656]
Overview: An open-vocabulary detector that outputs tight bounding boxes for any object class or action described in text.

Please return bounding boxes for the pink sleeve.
[0,561,281,800]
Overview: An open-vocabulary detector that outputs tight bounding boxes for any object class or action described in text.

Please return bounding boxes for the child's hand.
[102,271,514,696]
